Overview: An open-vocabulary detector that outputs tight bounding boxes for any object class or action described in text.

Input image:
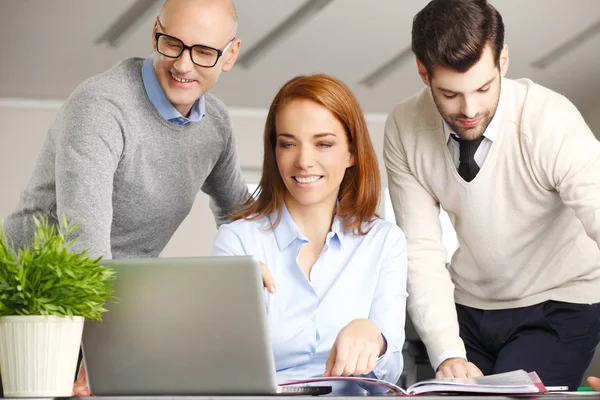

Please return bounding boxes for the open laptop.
[81,256,330,396]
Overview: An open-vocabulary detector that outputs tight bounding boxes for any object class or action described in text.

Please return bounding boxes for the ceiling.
[1,0,600,114]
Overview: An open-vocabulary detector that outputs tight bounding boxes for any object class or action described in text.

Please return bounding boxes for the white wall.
[0,103,388,257]
[583,102,600,139]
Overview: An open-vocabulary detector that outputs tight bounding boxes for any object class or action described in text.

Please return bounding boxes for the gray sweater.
[5,58,249,259]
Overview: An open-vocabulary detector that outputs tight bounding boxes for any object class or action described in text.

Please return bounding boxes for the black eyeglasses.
[154,20,235,68]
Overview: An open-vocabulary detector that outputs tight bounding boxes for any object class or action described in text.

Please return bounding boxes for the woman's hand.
[324,319,385,377]
[260,262,276,294]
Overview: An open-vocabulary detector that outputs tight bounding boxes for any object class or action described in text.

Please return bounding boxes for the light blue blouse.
[211,204,408,395]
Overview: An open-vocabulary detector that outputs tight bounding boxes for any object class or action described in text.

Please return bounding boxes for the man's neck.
[176,104,193,118]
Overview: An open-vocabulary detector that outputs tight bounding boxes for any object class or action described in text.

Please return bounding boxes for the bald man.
[4,0,249,260]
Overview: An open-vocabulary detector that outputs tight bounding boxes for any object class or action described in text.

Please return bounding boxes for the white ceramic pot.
[0,315,84,397]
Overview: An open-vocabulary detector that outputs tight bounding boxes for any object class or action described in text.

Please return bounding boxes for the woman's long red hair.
[232,74,381,235]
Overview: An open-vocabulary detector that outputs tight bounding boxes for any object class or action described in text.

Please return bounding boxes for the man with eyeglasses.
[6,0,248,260]
[3,0,247,395]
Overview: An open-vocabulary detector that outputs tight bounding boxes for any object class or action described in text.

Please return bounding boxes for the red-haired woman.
[212,74,407,395]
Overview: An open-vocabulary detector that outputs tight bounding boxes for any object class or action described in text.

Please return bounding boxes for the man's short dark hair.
[412,0,505,77]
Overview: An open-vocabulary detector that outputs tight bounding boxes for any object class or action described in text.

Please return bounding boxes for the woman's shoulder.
[354,218,407,250]
[363,218,405,239]
[218,215,272,235]
[213,215,274,256]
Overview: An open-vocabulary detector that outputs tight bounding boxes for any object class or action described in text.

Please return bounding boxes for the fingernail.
[268,285,276,294]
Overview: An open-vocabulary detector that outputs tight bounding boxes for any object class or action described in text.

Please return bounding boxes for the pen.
[577,387,597,392]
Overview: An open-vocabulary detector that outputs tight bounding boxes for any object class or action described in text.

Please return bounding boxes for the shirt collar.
[329,214,344,247]
[272,203,344,252]
[443,78,505,143]
[141,54,205,126]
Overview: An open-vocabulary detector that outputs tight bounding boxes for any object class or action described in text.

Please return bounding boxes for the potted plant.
[0,216,116,397]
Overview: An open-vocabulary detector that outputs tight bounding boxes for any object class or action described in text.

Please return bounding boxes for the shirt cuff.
[370,333,391,378]
[432,350,468,371]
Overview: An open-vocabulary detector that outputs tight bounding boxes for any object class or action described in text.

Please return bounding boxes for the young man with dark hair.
[384,0,600,389]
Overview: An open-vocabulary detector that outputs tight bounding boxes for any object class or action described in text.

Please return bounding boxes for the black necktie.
[451,134,484,182]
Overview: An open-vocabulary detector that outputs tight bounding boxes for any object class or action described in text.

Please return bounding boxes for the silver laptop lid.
[82,256,278,395]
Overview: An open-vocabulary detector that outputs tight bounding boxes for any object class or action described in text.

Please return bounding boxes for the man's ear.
[416,59,431,87]
[222,38,241,72]
[499,43,509,77]
[151,17,160,51]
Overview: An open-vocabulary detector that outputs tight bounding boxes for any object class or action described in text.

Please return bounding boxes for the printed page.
[407,370,546,394]
[280,370,546,396]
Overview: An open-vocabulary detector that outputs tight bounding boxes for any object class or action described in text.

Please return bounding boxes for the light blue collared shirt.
[141,55,205,126]
[212,205,408,395]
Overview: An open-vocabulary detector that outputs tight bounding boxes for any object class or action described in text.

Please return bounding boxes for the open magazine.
[279,369,547,395]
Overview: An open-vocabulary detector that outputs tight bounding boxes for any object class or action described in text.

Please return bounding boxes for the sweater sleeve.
[54,91,124,259]
[527,98,600,249]
[383,110,465,368]
[201,113,250,227]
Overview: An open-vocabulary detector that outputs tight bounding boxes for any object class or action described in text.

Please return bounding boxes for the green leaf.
[0,214,117,320]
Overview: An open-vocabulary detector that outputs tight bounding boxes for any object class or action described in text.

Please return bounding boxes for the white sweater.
[384,78,600,367]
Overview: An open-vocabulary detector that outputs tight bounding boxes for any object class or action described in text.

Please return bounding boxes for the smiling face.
[419,44,509,140]
[275,98,355,212]
[152,0,240,117]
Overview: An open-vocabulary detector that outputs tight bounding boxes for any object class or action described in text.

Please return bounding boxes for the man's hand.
[260,262,276,294]
[587,376,600,391]
[436,357,483,379]
[72,361,92,396]
[324,319,385,377]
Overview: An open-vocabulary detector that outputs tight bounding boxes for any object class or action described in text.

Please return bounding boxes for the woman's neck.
[284,195,336,244]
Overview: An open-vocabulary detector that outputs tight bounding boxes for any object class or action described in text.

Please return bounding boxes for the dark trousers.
[457,301,600,390]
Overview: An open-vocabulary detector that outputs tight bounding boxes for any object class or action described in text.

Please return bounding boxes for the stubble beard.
[432,88,501,141]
